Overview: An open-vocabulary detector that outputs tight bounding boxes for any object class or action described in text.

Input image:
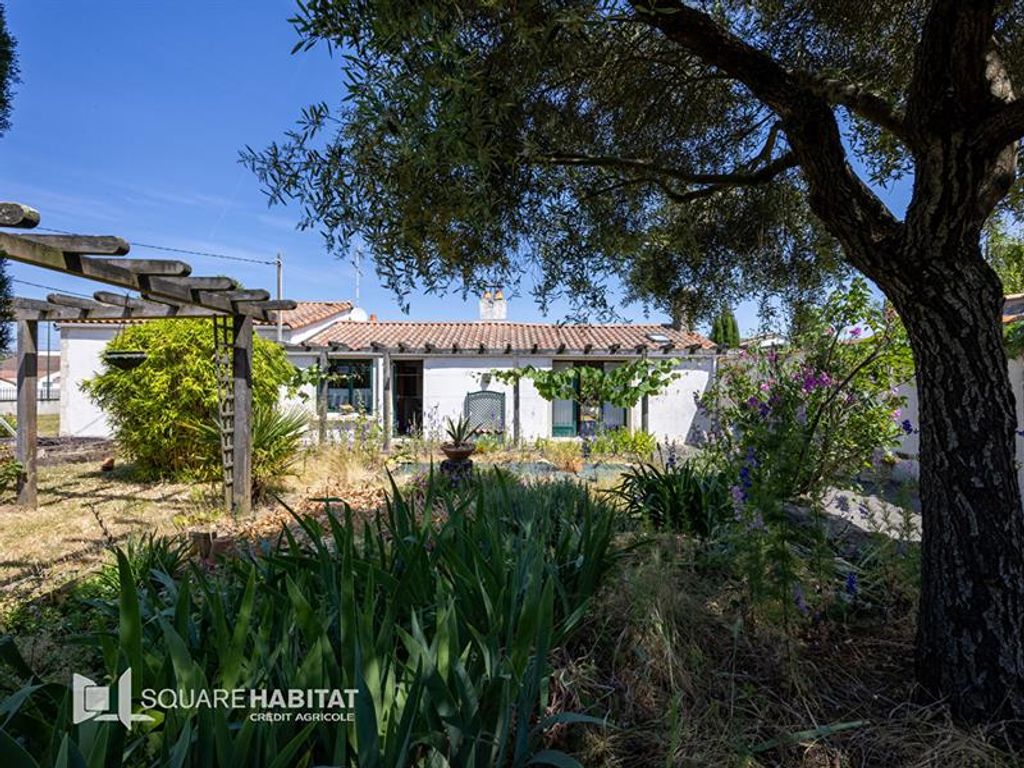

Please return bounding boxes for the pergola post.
[641,394,650,433]
[232,314,253,517]
[513,376,521,445]
[317,348,329,444]
[15,320,38,507]
[382,351,392,451]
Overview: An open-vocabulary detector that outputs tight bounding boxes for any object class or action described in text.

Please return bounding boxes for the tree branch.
[801,76,911,143]
[655,153,799,203]
[976,99,1024,156]
[905,1,998,133]
[540,149,796,189]
[628,0,901,266]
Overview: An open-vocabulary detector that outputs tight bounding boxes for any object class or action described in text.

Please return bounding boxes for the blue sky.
[1,2,909,347]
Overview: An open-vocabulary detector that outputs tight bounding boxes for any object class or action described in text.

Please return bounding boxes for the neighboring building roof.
[0,352,59,382]
[1003,294,1024,325]
[57,300,353,329]
[302,321,714,354]
[270,301,352,329]
[739,333,788,349]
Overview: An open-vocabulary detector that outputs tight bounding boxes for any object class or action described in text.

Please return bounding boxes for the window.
[327,359,374,414]
[551,361,627,437]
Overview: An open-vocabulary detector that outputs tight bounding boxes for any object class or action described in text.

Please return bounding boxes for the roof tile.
[303,321,714,354]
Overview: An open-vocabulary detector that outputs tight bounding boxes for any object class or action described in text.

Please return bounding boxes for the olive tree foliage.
[242,1,846,322]
[0,2,18,352]
[247,0,1024,724]
[0,2,16,139]
[987,216,1024,295]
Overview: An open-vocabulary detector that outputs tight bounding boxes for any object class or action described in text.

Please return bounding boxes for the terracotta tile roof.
[303,321,714,354]
[270,301,352,329]
[58,301,352,329]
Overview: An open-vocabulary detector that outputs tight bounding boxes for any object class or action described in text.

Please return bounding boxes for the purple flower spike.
[793,584,810,616]
[844,572,859,596]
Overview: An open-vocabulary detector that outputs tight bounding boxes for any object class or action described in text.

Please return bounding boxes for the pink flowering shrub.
[701,280,914,617]
[702,279,913,503]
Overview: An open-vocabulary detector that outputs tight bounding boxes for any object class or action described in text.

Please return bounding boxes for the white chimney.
[491,289,507,320]
[478,289,507,320]
[479,290,493,320]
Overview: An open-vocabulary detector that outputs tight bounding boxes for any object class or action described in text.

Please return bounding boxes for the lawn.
[0,449,387,611]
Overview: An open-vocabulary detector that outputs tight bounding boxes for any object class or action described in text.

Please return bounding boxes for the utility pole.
[45,322,51,400]
[276,252,283,343]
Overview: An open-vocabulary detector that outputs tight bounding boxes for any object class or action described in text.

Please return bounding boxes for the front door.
[393,361,423,435]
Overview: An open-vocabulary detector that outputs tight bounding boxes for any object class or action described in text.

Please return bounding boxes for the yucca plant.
[0,470,618,767]
[193,406,309,501]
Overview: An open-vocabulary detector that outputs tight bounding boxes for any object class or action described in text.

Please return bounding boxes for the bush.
[701,279,913,502]
[611,460,730,539]
[589,427,656,460]
[535,437,583,472]
[0,470,619,767]
[698,280,915,618]
[82,319,295,479]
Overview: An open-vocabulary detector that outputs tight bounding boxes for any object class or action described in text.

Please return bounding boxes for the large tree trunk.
[885,251,1024,722]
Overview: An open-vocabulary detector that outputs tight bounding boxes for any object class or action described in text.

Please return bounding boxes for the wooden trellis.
[0,202,297,516]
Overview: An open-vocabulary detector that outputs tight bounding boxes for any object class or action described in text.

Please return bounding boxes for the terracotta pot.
[441,443,476,462]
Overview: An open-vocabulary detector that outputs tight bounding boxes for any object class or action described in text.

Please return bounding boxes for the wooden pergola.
[0,202,297,516]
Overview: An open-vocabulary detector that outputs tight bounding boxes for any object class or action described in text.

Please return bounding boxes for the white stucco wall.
[896,379,919,456]
[642,357,716,445]
[60,326,117,437]
[895,358,1024,493]
[419,356,552,441]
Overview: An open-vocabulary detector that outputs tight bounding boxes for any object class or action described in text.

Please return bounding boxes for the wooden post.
[232,314,253,517]
[641,394,649,433]
[317,349,328,444]
[513,376,521,445]
[382,351,392,451]
[15,320,38,507]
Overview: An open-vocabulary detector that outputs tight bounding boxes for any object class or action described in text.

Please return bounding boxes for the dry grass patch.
[559,539,1022,768]
[0,451,395,610]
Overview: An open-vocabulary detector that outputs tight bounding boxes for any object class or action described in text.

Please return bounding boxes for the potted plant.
[441,414,480,461]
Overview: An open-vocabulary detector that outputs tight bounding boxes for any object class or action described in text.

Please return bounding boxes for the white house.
[286,293,717,444]
[0,351,60,416]
[58,301,355,437]
[894,293,1024,493]
[56,293,717,444]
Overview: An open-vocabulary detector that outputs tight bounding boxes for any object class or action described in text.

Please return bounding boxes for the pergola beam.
[20,234,130,255]
[3,201,298,517]
[12,294,295,322]
[46,293,116,311]
[0,202,40,229]
[88,257,190,275]
[0,232,276,320]
[232,315,253,517]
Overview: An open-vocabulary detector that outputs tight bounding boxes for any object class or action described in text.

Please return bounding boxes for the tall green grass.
[0,471,619,767]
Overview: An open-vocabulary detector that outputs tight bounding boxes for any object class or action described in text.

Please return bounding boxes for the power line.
[11,278,95,299]
[35,226,277,266]
[129,240,277,265]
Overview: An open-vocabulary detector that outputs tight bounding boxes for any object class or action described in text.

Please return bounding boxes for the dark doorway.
[393,360,423,435]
